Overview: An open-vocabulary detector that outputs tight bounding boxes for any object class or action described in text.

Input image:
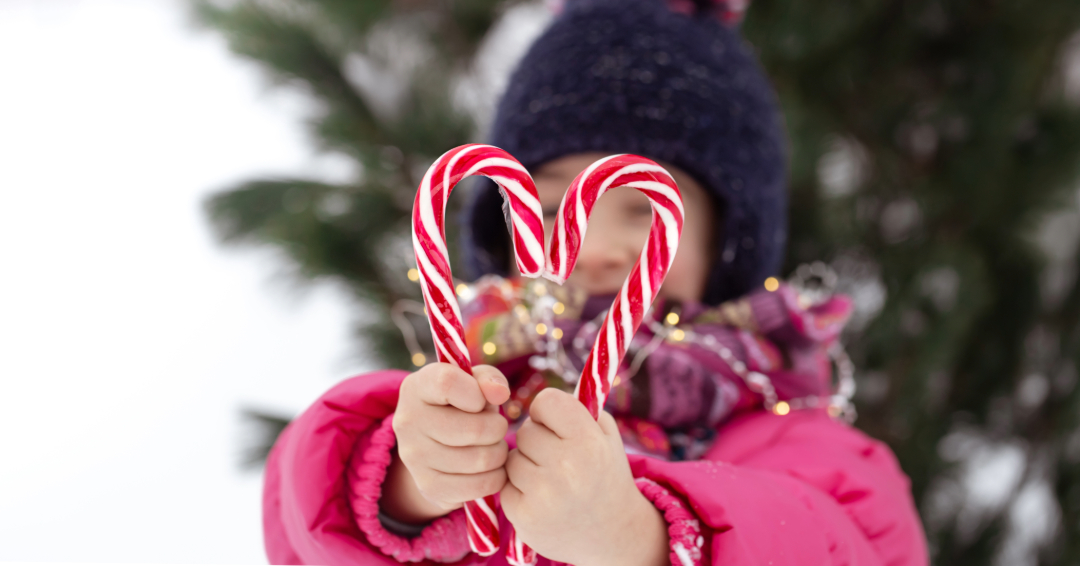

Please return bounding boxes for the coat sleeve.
[628,410,928,566]
[261,370,482,566]
[346,414,472,563]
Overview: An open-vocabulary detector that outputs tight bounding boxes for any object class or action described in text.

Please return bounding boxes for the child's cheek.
[659,217,712,303]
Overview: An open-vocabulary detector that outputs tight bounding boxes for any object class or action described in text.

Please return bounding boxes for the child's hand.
[382,363,511,523]
[499,388,670,566]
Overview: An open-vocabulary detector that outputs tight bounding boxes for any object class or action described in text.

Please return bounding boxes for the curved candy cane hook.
[544,154,684,419]
[411,144,545,556]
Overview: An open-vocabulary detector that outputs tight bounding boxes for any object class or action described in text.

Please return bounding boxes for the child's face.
[527,152,716,303]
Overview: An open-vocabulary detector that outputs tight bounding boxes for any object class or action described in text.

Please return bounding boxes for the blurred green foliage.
[744,1,1080,562]
[194,0,1080,563]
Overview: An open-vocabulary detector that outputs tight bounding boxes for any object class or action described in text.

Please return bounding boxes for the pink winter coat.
[262,369,928,565]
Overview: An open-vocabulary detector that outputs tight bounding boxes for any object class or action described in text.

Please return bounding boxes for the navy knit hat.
[461,0,787,305]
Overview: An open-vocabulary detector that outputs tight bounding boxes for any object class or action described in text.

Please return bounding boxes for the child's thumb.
[473,365,511,406]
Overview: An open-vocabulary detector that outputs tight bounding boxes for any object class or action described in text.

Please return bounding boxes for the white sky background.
[0,0,373,562]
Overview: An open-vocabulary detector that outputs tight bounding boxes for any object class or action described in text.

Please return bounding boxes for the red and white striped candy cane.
[506,529,537,566]
[412,144,545,556]
[543,154,684,419]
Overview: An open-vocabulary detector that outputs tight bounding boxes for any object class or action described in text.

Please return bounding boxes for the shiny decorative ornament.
[790,261,839,308]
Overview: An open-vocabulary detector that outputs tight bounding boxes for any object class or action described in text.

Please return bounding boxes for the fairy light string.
[394,265,858,423]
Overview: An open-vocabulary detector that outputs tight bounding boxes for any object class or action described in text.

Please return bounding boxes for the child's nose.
[572,224,637,293]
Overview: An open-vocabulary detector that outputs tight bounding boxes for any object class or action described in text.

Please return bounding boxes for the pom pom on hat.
[548,0,750,26]
[666,0,749,26]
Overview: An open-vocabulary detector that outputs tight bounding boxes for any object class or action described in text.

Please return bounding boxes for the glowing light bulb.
[773,401,791,416]
[483,342,497,355]
[553,302,565,315]
[407,268,420,282]
[665,312,680,325]
[552,328,563,339]
[535,323,548,335]
[764,277,780,292]
[411,353,426,366]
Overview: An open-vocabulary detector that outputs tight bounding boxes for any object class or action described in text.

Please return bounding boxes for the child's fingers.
[406,436,508,475]
[409,363,487,413]
[420,467,507,507]
[498,470,526,523]
[422,404,508,447]
[527,387,597,439]
[473,365,511,406]
[597,410,626,453]
[514,417,561,465]
[504,448,540,493]
[597,410,620,437]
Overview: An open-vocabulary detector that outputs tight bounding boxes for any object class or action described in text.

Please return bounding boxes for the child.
[261,0,929,564]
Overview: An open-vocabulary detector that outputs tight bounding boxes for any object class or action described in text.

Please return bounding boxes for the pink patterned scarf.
[459,277,852,460]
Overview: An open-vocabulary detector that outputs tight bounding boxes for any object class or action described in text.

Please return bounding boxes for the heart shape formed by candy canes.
[412,146,682,564]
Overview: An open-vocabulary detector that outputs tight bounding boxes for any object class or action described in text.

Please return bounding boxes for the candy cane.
[506,528,537,566]
[412,144,545,556]
[544,154,684,419]
[503,155,682,565]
